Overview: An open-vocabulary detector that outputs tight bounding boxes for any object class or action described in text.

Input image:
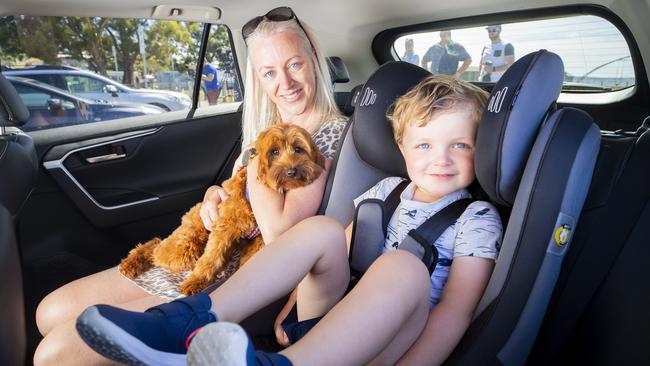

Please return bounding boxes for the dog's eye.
[293,146,303,153]
[271,149,280,155]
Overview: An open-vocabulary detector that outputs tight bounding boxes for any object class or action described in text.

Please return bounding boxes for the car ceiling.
[2,0,650,88]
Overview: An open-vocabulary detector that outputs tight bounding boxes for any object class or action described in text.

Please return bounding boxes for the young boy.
[75,75,502,366]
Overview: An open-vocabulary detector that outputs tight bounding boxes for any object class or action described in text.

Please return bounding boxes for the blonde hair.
[388,75,489,145]
[241,19,342,147]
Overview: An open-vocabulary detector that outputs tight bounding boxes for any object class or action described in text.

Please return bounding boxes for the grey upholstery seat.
[0,72,38,217]
[321,51,600,365]
[0,204,26,366]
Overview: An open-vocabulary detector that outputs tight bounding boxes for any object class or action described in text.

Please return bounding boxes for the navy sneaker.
[76,292,217,366]
[187,322,292,366]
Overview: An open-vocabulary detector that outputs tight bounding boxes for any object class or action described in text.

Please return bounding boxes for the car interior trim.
[42,127,161,210]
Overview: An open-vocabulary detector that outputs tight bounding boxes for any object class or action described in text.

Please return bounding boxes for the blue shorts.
[280,305,322,344]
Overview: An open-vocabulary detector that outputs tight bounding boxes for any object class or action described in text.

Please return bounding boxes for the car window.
[0,15,243,131]
[64,75,108,93]
[393,15,634,95]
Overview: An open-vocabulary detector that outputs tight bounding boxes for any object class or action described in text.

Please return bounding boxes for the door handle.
[85,153,126,164]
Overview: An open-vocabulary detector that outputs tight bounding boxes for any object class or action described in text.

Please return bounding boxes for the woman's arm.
[396,256,494,366]
[247,157,332,243]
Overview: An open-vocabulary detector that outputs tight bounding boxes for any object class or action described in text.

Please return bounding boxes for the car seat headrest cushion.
[352,61,431,177]
[475,50,565,206]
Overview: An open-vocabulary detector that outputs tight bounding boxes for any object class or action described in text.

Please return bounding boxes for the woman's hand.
[199,185,230,231]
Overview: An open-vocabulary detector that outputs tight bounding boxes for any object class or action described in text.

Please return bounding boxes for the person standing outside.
[479,25,515,82]
[421,30,472,78]
[402,38,420,66]
[201,57,221,105]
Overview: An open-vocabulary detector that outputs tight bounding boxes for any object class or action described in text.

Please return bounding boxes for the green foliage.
[0,15,237,87]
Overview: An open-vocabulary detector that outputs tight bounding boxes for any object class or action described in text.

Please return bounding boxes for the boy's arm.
[396,256,494,366]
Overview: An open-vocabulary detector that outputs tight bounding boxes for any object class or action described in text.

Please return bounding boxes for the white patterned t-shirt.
[354,177,502,308]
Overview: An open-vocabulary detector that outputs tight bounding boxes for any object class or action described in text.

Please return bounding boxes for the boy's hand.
[199,185,229,231]
[274,321,290,347]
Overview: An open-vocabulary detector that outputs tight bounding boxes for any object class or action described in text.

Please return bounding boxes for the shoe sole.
[76,306,186,366]
[187,322,249,366]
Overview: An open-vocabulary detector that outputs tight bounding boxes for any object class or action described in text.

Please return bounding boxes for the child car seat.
[321,50,600,365]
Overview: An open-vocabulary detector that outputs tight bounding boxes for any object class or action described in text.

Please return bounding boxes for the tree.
[11,16,59,65]
[57,17,111,75]
[106,19,140,86]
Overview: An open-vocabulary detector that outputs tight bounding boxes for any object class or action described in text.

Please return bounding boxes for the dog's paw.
[118,259,142,279]
[179,276,210,295]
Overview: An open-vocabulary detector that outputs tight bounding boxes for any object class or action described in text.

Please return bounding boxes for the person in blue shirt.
[402,38,420,66]
[421,31,472,78]
[202,57,221,105]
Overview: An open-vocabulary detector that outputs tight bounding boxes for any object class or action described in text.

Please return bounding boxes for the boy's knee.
[299,216,346,245]
[301,215,344,232]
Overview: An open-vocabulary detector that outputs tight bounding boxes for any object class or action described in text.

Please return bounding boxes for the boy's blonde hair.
[242,19,342,147]
[388,75,489,145]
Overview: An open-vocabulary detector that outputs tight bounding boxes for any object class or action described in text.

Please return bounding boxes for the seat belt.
[349,179,473,275]
[399,198,474,273]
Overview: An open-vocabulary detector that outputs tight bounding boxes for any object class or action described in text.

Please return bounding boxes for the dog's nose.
[287,168,297,177]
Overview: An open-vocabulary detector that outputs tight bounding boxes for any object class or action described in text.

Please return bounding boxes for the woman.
[33,7,346,365]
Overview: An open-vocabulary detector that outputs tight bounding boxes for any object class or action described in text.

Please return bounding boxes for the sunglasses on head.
[487,28,500,32]
[242,7,306,43]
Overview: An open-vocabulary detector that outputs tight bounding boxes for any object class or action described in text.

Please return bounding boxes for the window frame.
[372,4,648,100]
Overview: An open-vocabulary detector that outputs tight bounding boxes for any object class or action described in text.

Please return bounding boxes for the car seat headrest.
[475,50,564,207]
[0,74,29,128]
[352,61,431,177]
[327,56,350,84]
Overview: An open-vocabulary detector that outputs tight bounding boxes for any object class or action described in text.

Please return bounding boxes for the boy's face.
[399,108,477,203]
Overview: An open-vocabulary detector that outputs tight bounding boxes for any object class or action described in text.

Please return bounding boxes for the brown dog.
[119,123,325,295]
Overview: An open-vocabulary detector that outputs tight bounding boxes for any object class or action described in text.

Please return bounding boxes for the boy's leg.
[208,215,349,322]
[75,216,349,364]
[36,266,159,335]
[188,250,431,366]
[281,250,431,366]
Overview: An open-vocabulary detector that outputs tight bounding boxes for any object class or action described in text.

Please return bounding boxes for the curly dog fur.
[119,123,325,295]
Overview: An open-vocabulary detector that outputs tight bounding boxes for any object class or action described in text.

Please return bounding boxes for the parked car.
[7,76,165,131]
[3,66,192,111]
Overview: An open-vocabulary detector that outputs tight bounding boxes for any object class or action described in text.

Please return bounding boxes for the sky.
[394,15,633,81]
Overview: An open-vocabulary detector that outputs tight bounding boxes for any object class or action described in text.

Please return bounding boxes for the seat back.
[446,53,600,365]
[0,204,26,366]
[530,129,650,364]
[0,72,38,217]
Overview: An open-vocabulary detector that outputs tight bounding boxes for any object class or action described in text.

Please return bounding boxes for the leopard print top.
[122,117,348,299]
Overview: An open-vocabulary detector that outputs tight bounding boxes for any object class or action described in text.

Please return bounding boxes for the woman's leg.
[280,250,431,366]
[71,216,350,365]
[36,266,155,335]
[34,295,166,366]
[209,215,350,322]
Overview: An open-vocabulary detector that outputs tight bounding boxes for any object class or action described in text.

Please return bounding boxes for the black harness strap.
[399,198,475,273]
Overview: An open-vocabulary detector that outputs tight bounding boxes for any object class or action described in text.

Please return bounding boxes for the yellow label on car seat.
[554,224,572,246]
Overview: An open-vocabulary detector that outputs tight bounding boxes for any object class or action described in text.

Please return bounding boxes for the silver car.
[4,66,192,111]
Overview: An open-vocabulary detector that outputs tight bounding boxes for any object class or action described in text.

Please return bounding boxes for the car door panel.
[39,112,240,227]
